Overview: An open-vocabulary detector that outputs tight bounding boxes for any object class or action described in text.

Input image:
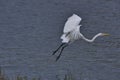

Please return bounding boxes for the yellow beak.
[102,33,110,36]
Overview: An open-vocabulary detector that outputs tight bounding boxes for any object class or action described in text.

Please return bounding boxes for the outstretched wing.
[63,14,82,33]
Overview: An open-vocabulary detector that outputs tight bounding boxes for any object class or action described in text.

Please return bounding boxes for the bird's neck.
[82,33,101,42]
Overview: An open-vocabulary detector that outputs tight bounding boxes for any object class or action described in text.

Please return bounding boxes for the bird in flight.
[52,14,109,61]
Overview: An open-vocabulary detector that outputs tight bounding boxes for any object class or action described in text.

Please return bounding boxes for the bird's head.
[99,33,110,36]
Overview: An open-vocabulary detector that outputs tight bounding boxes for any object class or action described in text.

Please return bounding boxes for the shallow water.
[0,0,120,80]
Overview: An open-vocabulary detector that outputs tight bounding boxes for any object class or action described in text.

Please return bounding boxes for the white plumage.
[63,14,82,33]
[61,14,82,43]
[53,14,109,61]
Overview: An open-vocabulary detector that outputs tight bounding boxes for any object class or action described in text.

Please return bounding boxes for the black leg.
[56,43,68,61]
[52,43,65,55]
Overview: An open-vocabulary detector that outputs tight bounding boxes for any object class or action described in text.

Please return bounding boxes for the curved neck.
[81,33,101,42]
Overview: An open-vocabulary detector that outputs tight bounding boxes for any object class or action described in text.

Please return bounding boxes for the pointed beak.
[102,33,110,36]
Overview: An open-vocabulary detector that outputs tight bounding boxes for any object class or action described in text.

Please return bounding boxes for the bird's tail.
[60,34,69,43]
[60,34,65,39]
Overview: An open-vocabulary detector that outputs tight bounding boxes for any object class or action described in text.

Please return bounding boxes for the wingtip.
[72,14,82,20]
[73,13,76,15]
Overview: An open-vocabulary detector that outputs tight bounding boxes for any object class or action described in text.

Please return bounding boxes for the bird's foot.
[56,55,61,61]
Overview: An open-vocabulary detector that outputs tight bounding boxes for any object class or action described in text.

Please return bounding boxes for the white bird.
[53,14,109,61]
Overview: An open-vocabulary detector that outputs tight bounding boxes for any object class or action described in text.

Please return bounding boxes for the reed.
[0,67,76,80]
[64,71,75,80]
[0,66,5,80]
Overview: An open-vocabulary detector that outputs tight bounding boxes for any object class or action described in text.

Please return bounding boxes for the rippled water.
[0,0,120,80]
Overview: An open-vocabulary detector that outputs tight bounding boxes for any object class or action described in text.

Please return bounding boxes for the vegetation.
[0,67,75,80]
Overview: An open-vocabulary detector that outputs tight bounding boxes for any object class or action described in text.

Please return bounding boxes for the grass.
[0,67,41,80]
[15,76,40,80]
[64,71,75,80]
[0,67,75,80]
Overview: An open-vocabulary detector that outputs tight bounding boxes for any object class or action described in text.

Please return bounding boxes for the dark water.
[0,0,120,80]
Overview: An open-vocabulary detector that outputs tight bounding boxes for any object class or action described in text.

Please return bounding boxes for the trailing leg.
[52,43,66,55]
[56,43,68,61]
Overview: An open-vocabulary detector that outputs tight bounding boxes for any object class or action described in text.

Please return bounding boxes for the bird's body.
[61,14,82,43]
[53,14,109,61]
[61,25,81,43]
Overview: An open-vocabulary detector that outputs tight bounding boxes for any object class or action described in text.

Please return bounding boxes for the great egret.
[53,14,109,61]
